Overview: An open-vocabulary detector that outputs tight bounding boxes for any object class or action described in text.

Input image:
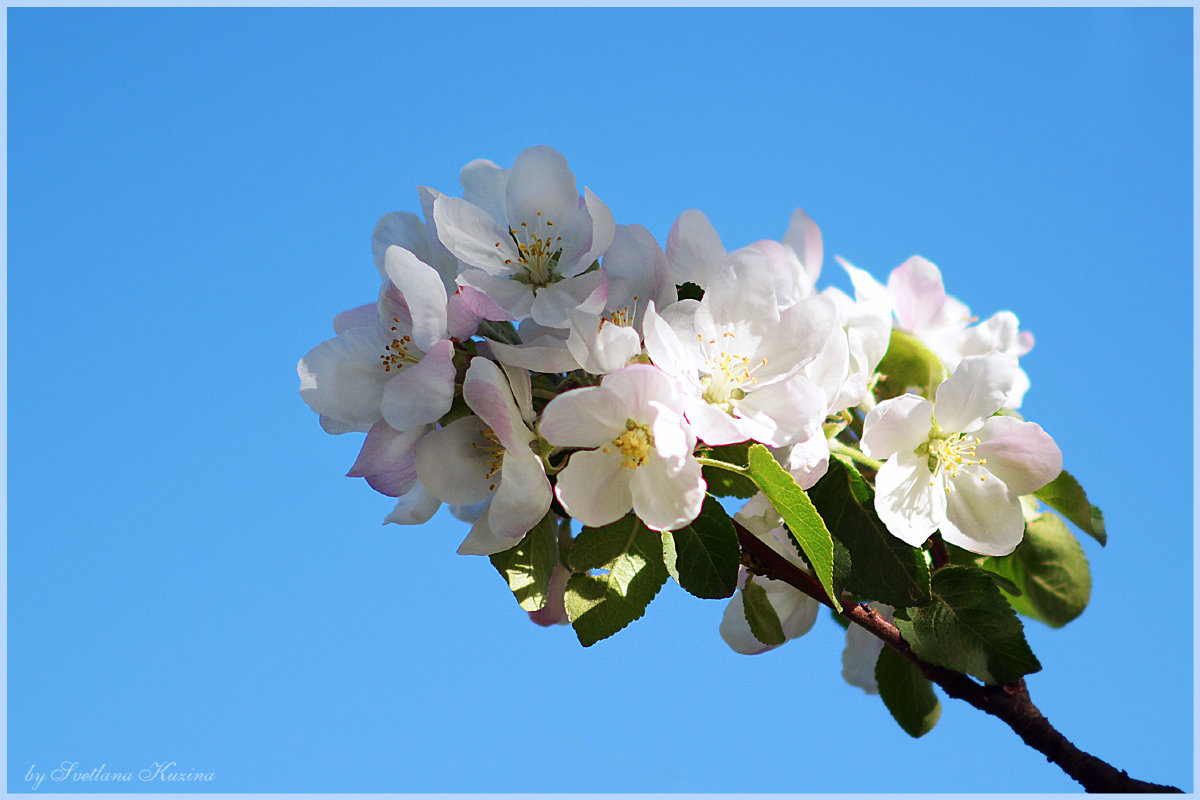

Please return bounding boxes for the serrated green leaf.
[744,444,840,612]
[985,513,1091,628]
[740,580,785,646]
[875,646,941,737]
[894,565,1041,685]
[489,514,560,612]
[662,496,740,599]
[1034,470,1107,545]
[564,514,668,646]
[808,456,932,608]
[874,329,947,401]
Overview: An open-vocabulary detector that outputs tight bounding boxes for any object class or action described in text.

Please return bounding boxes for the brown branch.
[733,520,1182,794]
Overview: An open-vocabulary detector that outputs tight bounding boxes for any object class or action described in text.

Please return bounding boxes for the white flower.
[414,358,552,555]
[297,247,457,433]
[433,145,614,327]
[643,251,835,447]
[861,353,1062,556]
[719,494,820,655]
[539,364,705,531]
[564,223,677,375]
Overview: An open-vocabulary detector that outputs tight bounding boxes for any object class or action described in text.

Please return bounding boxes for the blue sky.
[6,7,1193,794]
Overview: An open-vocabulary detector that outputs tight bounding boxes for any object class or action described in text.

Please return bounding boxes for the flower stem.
[830,443,884,472]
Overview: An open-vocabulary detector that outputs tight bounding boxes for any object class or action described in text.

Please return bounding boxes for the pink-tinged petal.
[463,357,530,452]
[372,211,428,276]
[974,416,1062,496]
[539,386,625,448]
[498,361,536,426]
[384,246,448,351]
[488,448,553,540]
[529,563,571,627]
[383,483,441,526]
[414,416,495,507]
[505,145,580,229]
[874,452,943,548]
[666,209,725,287]
[630,453,705,531]
[485,336,580,374]
[457,270,535,321]
[530,269,609,328]
[298,326,388,429]
[861,394,933,459]
[333,303,377,335]
[888,256,949,333]
[346,421,426,497]
[379,339,456,431]
[459,158,509,225]
[433,195,520,276]
[760,293,836,382]
[451,282,514,323]
[602,224,674,317]
[746,239,813,308]
[554,448,633,528]
[735,374,826,447]
[934,353,1018,433]
[719,583,779,655]
[941,466,1025,556]
[782,207,823,285]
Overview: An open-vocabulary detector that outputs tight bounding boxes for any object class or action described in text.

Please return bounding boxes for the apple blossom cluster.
[299,146,1103,735]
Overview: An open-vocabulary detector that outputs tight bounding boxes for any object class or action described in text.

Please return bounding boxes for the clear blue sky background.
[7,7,1193,795]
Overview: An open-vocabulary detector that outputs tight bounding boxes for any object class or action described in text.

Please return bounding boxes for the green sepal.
[701,441,758,498]
[744,444,840,611]
[1034,470,1107,546]
[874,329,947,401]
[489,513,560,612]
[740,580,786,646]
[564,514,668,647]
[875,646,941,738]
[982,512,1091,628]
[807,456,932,608]
[893,565,1041,685]
[661,495,740,599]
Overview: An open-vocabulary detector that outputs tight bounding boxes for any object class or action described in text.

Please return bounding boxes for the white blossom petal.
[940,466,1025,556]
[384,246,449,351]
[379,339,456,431]
[554,447,632,528]
[974,416,1062,496]
[414,416,496,507]
[934,353,1018,433]
[874,451,943,547]
[861,394,933,459]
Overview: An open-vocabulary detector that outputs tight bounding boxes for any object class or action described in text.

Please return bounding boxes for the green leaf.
[1034,470,1107,546]
[874,329,948,401]
[740,580,786,646]
[564,514,668,646]
[875,646,941,737]
[701,441,758,498]
[676,281,704,302]
[661,496,740,599]
[744,444,840,611]
[489,514,560,611]
[807,456,932,608]
[984,513,1091,628]
[893,565,1041,685]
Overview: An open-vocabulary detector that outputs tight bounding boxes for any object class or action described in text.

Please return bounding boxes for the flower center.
[698,332,767,412]
[611,420,654,470]
[469,427,505,492]
[926,433,988,492]
[600,297,638,330]
[380,317,422,373]
[495,211,564,288]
